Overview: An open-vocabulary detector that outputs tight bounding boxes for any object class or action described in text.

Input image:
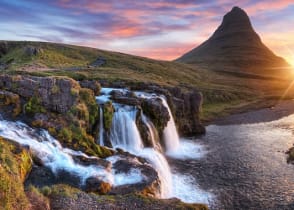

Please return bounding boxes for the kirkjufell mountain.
[177,7,290,74]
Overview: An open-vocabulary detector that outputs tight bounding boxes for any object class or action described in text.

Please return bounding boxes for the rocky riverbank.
[0,74,208,209]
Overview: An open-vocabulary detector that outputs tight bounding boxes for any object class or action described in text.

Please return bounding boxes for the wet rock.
[84,177,111,194]
[110,154,161,197]
[114,96,141,106]
[110,90,140,106]
[72,155,111,171]
[141,97,170,136]
[26,165,81,188]
[80,80,101,95]
[136,113,154,148]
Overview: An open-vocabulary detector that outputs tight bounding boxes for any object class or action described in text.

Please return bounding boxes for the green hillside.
[1,41,293,122]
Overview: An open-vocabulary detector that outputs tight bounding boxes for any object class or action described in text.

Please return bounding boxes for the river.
[171,102,294,209]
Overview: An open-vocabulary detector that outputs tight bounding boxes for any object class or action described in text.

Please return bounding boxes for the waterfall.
[0,120,146,187]
[109,104,172,198]
[160,96,180,154]
[0,120,112,184]
[141,112,162,152]
[99,107,104,146]
[97,88,208,200]
[110,105,144,153]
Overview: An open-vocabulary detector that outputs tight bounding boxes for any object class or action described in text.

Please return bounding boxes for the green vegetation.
[24,96,46,115]
[79,88,99,127]
[2,41,294,122]
[0,138,32,210]
[103,101,114,131]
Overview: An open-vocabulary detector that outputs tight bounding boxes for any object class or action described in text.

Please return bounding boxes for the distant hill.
[176,7,291,77]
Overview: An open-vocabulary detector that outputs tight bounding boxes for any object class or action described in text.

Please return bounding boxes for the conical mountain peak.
[212,6,254,39]
[177,6,289,73]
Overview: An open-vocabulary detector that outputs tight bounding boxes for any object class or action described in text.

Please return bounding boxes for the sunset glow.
[0,0,294,63]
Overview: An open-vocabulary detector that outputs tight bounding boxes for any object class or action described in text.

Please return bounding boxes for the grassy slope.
[1,41,294,122]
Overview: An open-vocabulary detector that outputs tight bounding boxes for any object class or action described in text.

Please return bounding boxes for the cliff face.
[177,7,290,75]
[0,75,79,113]
[0,74,113,158]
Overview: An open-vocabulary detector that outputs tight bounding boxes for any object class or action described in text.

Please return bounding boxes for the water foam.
[0,120,146,187]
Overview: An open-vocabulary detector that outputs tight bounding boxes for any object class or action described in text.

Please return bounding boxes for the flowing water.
[161,96,180,154]
[0,119,145,187]
[109,103,173,197]
[2,86,294,209]
[97,88,212,202]
[98,107,104,146]
[172,113,294,209]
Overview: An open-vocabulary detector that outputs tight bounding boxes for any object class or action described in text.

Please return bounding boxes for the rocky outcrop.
[0,90,21,117]
[141,97,170,135]
[24,46,43,56]
[80,80,101,95]
[98,81,205,136]
[128,82,205,136]
[0,74,114,158]
[0,75,79,113]
[168,87,206,135]
[0,41,8,57]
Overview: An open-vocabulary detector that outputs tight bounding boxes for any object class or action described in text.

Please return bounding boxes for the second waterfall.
[96,88,179,198]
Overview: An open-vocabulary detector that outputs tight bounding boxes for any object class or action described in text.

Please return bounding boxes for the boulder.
[110,153,161,197]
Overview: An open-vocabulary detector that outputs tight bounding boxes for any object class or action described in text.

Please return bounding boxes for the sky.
[0,0,294,64]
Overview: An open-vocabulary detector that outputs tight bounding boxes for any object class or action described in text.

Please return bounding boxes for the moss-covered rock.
[0,74,111,158]
[103,101,114,131]
[24,96,46,115]
[0,90,21,117]
[0,137,33,210]
[79,80,101,95]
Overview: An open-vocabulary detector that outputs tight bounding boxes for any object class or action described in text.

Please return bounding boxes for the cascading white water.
[97,88,212,202]
[0,119,145,187]
[141,113,162,152]
[134,92,181,153]
[160,96,180,153]
[110,104,144,153]
[109,104,172,197]
[0,120,112,184]
[99,107,104,146]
